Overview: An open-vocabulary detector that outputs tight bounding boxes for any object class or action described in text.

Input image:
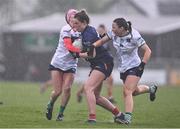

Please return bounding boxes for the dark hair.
[113,18,132,33]
[74,10,90,24]
[98,24,106,29]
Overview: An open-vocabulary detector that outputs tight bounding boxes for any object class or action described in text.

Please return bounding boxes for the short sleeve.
[136,37,146,47]
[132,29,145,47]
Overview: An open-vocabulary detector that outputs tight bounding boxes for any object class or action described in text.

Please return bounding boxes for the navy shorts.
[89,61,114,79]
[120,66,144,83]
[48,64,76,74]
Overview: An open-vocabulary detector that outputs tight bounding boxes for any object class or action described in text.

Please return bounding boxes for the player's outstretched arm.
[93,35,110,47]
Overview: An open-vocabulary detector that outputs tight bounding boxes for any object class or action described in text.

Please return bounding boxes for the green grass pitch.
[0,81,180,128]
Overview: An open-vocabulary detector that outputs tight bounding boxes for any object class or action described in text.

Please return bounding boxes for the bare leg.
[83,70,105,121]
[94,83,119,113]
[133,84,158,101]
[61,73,74,107]
[105,75,116,103]
[106,75,113,98]
[123,75,140,113]
[46,71,63,120]
[84,70,105,115]
[133,84,149,96]
[120,75,141,124]
[84,70,121,122]
[56,72,75,121]
[49,71,63,104]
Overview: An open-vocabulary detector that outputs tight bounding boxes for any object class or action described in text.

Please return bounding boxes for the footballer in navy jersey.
[73,10,124,124]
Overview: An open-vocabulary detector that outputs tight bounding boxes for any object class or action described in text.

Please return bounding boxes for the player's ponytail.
[127,21,132,33]
[127,21,133,40]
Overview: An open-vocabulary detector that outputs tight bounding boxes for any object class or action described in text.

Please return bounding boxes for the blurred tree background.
[0,0,117,25]
[1,0,180,84]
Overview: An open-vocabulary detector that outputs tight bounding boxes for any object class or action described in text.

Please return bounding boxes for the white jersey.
[107,28,145,73]
[51,24,81,71]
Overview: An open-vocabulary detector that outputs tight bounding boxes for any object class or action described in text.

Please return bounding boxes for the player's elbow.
[148,48,152,57]
[94,39,102,47]
[145,45,152,57]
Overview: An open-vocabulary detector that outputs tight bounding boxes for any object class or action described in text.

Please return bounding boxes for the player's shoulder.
[86,25,96,33]
[83,26,98,37]
[82,25,99,42]
[131,28,141,38]
[131,28,145,44]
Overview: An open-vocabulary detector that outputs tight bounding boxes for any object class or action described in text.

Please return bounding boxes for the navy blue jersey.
[81,25,113,64]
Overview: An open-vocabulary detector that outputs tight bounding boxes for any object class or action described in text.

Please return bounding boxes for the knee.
[83,86,89,94]
[123,86,133,97]
[63,87,71,95]
[52,90,62,97]
[84,84,93,95]
[132,91,138,96]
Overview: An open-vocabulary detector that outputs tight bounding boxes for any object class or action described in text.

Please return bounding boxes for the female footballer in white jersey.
[93,18,157,124]
[45,9,82,121]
